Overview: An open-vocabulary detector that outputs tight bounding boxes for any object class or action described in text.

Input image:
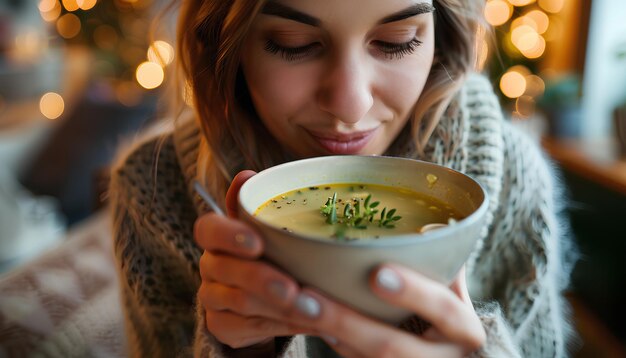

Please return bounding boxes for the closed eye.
[264,40,322,62]
[371,38,422,60]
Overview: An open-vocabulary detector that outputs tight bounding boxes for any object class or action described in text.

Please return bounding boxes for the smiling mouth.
[306,128,378,155]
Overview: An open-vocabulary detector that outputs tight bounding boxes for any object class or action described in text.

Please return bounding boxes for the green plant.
[539,74,581,109]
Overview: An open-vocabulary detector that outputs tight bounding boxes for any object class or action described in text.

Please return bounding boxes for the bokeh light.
[525,10,550,34]
[56,13,81,39]
[13,30,48,61]
[500,69,527,98]
[77,0,97,10]
[484,0,512,27]
[520,34,546,59]
[147,40,175,67]
[513,26,540,52]
[508,0,536,6]
[538,0,564,13]
[40,0,62,22]
[62,0,79,11]
[39,92,65,120]
[512,16,535,32]
[524,74,546,97]
[136,61,164,89]
[515,95,536,117]
[38,0,58,13]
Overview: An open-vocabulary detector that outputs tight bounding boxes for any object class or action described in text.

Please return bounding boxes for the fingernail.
[376,267,403,292]
[321,334,338,345]
[233,233,255,249]
[267,281,288,302]
[295,293,320,318]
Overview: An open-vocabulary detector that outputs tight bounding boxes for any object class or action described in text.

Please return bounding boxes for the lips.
[307,128,378,155]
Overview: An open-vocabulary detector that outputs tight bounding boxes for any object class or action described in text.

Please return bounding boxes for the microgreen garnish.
[320,192,401,234]
[378,207,402,228]
[320,192,338,224]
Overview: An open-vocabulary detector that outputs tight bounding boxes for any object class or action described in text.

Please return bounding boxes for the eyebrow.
[261,2,435,27]
[261,2,321,27]
[378,3,436,25]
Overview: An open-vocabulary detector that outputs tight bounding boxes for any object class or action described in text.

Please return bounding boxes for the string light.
[40,92,65,120]
[500,69,527,99]
[147,40,175,67]
[77,0,97,11]
[39,0,62,22]
[524,74,546,97]
[136,61,164,89]
[538,0,564,14]
[62,0,79,11]
[485,0,512,27]
[525,10,550,34]
[511,25,537,50]
[507,0,536,7]
[56,13,81,39]
[520,35,546,59]
[515,95,536,117]
[38,0,58,13]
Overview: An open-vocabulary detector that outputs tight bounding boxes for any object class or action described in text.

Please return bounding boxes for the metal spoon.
[193,180,225,217]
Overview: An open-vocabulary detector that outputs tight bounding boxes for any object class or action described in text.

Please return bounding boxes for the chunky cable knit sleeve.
[110,134,310,357]
[423,74,576,356]
[110,135,215,357]
[469,121,577,357]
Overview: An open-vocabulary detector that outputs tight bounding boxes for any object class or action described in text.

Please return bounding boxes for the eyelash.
[264,38,422,62]
[264,40,322,62]
[373,38,423,59]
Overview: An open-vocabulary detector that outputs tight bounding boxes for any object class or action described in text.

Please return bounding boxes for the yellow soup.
[254,183,462,240]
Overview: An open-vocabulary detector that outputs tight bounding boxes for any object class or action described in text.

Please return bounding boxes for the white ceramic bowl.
[238,155,488,323]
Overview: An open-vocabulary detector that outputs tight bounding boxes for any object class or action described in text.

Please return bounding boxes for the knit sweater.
[109,74,577,357]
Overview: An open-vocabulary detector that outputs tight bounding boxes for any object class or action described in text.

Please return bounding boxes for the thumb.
[225,170,257,218]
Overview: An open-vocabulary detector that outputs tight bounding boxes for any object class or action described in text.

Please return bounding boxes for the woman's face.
[241,0,435,157]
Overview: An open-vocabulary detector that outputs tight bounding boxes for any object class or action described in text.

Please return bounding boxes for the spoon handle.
[193,180,226,217]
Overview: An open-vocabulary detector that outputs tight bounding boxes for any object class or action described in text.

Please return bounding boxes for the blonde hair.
[172,0,486,206]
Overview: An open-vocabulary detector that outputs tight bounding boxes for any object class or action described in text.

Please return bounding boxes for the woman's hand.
[195,171,485,356]
[289,265,486,358]
[194,170,312,350]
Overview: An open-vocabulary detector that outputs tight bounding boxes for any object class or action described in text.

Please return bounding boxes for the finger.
[204,308,312,349]
[321,337,366,358]
[199,282,288,320]
[449,266,472,306]
[194,213,262,258]
[291,289,465,358]
[226,170,257,218]
[199,251,299,309]
[369,264,485,351]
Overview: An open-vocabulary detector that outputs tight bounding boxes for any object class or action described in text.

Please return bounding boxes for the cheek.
[378,60,432,116]
[243,59,315,121]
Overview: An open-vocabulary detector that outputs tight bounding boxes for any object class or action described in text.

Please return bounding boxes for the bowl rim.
[238,155,489,248]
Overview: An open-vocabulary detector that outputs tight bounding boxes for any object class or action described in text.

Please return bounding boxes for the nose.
[317,53,374,125]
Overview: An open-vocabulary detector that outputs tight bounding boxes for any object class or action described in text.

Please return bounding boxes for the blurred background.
[0,0,624,356]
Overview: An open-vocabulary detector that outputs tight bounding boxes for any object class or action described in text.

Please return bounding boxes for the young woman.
[110,0,577,357]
